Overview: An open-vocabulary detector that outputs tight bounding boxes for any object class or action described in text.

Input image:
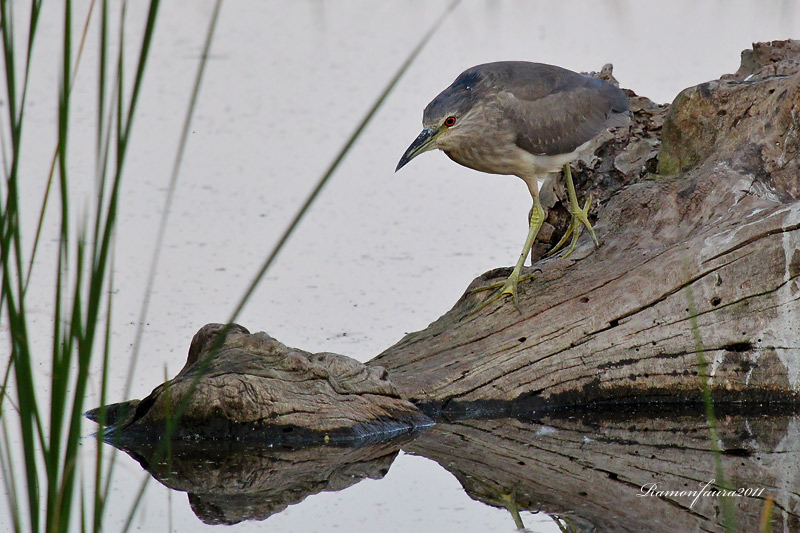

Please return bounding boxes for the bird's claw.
[467,271,531,316]
[545,194,598,259]
[469,272,535,294]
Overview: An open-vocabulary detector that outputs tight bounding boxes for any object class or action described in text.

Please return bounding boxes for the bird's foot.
[469,271,536,294]
[467,269,532,315]
[545,194,598,259]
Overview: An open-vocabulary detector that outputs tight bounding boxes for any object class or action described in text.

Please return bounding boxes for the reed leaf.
[0,1,164,530]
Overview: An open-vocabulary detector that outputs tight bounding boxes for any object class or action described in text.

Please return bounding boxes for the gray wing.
[483,63,628,156]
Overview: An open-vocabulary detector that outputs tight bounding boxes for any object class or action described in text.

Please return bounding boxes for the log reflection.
[115,437,412,525]
[406,407,800,532]
[112,408,800,531]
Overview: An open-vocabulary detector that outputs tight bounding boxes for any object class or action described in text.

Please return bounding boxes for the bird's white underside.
[516,137,593,198]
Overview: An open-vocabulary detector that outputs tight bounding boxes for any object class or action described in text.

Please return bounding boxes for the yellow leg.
[502,491,526,531]
[546,163,599,259]
[470,195,545,314]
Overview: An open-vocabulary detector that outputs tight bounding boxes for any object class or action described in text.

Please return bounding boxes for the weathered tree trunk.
[90,41,800,440]
[89,324,431,441]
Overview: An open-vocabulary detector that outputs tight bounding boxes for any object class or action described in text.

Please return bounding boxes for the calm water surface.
[3,1,800,531]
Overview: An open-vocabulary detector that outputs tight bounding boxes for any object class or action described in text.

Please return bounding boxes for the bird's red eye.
[444,116,457,127]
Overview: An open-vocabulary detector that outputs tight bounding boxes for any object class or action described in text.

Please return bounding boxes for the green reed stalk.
[1,1,46,529]
[0,1,163,531]
[684,266,738,532]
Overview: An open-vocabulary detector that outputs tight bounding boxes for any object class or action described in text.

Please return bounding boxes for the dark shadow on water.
[106,405,800,531]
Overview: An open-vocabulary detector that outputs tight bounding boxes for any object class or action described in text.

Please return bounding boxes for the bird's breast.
[444,140,521,176]
[444,138,561,180]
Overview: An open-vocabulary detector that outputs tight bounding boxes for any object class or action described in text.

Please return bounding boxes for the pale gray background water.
[3,1,800,531]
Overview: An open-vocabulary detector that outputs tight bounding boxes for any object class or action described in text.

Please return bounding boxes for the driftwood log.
[88,324,431,441]
[89,41,800,441]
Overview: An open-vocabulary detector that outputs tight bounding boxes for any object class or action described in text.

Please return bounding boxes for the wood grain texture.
[92,324,431,441]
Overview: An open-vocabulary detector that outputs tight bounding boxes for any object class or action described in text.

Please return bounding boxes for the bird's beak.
[396,128,439,172]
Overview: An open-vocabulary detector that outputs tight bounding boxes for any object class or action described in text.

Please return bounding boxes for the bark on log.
[87,324,431,441]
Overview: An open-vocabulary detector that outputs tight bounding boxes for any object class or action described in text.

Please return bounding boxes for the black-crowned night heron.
[396,61,629,310]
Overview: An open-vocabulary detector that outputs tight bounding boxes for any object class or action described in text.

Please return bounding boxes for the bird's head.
[396,68,484,172]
